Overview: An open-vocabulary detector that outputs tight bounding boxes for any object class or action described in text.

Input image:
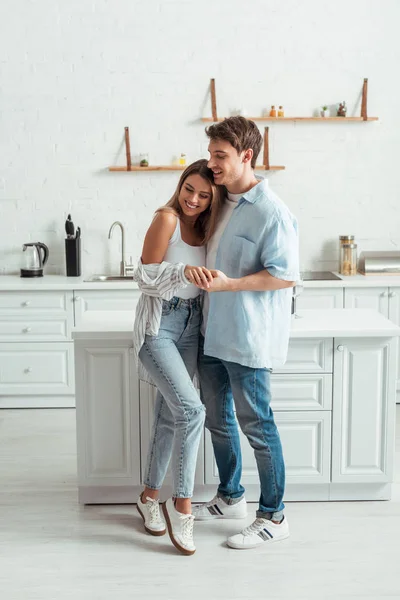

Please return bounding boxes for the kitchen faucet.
[108,221,134,277]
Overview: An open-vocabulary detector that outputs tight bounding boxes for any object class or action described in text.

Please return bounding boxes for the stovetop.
[301,271,342,281]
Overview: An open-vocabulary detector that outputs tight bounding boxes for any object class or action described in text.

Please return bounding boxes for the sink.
[85,275,134,282]
[300,271,342,281]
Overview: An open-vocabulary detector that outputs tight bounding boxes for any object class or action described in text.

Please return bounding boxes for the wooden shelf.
[202,116,379,122]
[255,165,285,171]
[109,165,187,171]
[109,165,285,172]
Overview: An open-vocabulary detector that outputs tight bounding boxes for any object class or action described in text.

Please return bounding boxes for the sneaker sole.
[162,502,196,556]
[227,532,290,550]
[195,513,247,521]
[136,504,166,536]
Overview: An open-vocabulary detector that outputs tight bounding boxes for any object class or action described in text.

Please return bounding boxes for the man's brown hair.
[205,116,262,168]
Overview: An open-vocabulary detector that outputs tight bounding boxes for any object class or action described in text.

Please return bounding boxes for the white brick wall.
[1,0,399,276]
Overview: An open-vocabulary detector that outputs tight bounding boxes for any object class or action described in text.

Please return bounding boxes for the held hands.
[184,265,232,292]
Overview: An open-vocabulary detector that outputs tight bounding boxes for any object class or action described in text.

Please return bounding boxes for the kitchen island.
[73,308,399,504]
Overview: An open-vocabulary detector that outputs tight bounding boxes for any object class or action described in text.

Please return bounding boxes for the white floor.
[1,409,400,600]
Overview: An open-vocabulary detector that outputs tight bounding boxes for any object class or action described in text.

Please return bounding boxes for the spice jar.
[278,105,284,117]
[339,243,357,276]
[179,153,186,166]
[269,105,277,117]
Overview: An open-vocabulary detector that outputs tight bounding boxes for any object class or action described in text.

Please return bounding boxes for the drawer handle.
[380,291,387,297]
[22,327,32,333]
[24,367,33,374]
[389,291,397,298]
[22,301,31,307]
[337,345,344,352]
[75,296,81,301]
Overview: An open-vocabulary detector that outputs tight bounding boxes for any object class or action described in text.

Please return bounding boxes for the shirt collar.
[239,176,268,205]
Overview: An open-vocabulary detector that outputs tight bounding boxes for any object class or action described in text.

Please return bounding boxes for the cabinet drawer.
[296,288,343,310]
[0,342,74,395]
[0,316,70,341]
[271,374,332,410]
[0,291,71,313]
[274,338,333,373]
[205,411,331,485]
[74,290,140,327]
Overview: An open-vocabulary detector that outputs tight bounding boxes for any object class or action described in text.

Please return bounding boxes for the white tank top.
[164,218,205,299]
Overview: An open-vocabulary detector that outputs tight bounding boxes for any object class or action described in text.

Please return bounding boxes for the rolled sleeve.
[261,216,300,281]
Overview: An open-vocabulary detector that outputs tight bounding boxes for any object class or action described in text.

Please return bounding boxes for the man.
[192,116,299,549]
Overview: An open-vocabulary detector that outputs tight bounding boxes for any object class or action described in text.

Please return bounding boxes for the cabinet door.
[332,337,397,483]
[296,287,343,310]
[204,411,331,486]
[344,287,389,317]
[139,381,204,488]
[388,288,400,399]
[73,290,140,326]
[75,342,141,490]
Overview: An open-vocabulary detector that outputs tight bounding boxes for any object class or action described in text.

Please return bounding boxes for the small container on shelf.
[179,153,187,166]
[269,105,277,117]
[139,153,149,167]
[339,242,358,276]
[278,106,284,117]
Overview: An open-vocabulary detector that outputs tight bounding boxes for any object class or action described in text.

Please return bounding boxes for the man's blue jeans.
[198,335,285,520]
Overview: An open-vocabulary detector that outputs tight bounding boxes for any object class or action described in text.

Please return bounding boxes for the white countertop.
[0,275,139,291]
[72,309,400,341]
[2,272,400,291]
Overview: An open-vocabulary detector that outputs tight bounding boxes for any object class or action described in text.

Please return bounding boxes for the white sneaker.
[162,498,196,556]
[192,495,247,521]
[227,515,289,549]
[136,495,166,536]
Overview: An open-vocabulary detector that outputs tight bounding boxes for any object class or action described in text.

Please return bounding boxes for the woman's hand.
[184,265,214,289]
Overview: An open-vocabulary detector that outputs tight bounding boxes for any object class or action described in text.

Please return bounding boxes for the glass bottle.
[269,105,277,117]
[139,153,149,167]
[339,243,357,276]
[179,153,186,166]
[278,105,284,117]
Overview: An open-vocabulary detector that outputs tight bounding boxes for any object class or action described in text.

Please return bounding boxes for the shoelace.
[242,518,268,536]
[146,498,162,525]
[179,514,195,541]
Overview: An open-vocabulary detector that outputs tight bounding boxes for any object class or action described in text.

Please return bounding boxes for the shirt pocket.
[226,236,257,275]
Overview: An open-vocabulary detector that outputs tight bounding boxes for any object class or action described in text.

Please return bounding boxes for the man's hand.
[184,265,214,289]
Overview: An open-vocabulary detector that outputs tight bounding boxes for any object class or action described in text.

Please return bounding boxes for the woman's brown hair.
[156,159,223,244]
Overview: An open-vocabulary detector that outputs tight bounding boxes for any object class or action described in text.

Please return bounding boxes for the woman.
[133,159,223,556]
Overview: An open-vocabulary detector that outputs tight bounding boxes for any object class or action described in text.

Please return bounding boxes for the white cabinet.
[139,382,205,493]
[344,287,389,317]
[73,290,140,326]
[0,291,75,408]
[75,340,141,504]
[331,337,397,496]
[296,287,343,310]
[344,286,400,400]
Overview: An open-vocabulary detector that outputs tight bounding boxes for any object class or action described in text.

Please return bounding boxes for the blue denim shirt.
[204,178,299,369]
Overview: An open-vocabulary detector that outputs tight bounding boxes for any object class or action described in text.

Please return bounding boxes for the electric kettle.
[20,242,49,278]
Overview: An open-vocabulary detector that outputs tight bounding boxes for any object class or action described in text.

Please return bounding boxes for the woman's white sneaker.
[227,515,289,549]
[162,498,196,556]
[192,495,247,520]
[136,495,166,536]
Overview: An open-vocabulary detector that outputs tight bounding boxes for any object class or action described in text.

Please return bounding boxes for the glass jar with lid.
[339,243,357,276]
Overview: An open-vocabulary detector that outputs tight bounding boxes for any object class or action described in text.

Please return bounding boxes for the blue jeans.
[138,296,205,498]
[198,335,285,520]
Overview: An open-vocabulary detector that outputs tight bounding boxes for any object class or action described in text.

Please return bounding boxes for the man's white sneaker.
[227,515,289,549]
[162,498,196,556]
[136,495,166,536]
[192,495,247,521]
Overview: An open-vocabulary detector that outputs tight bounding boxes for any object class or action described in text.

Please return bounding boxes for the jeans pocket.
[161,299,173,316]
